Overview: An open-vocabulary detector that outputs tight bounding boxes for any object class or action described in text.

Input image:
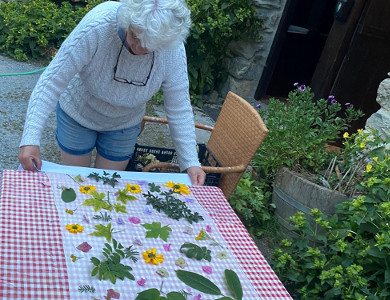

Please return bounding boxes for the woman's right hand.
[18,145,42,171]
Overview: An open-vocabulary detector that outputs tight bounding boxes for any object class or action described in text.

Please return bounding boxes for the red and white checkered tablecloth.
[0,170,292,300]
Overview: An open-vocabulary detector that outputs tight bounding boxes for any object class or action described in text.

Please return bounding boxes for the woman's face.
[126,27,150,55]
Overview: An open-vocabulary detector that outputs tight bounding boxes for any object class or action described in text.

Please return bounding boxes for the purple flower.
[299,85,306,91]
[82,215,90,224]
[206,225,212,233]
[185,197,195,203]
[133,238,143,246]
[137,278,146,286]
[331,99,338,104]
[293,82,299,87]
[117,217,125,225]
[328,95,335,99]
[163,244,172,251]
[345,102,353,107]
[129,217,141,224]
[193,295,202,300]
[144,207,152,215]
[256,103,262,108]
[202,266,212,274]
[136,180,148,186]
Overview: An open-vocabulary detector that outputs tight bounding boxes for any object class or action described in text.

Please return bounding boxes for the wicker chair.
[140,91,269,198]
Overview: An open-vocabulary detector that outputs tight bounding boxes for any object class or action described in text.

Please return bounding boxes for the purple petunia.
[256,103,262,108]
[293,82,299,87]
[299,85,306,91]
[331,99,338,104]
[328,95,335,99]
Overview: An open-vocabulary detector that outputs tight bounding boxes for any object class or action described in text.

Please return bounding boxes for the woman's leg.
[60,150,92,167]
[94,154,129,170]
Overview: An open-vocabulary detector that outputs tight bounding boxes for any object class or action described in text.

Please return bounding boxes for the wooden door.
[311,0,390,132]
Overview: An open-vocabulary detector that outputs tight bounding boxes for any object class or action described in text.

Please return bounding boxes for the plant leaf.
[225,269,243,300]
[142,222,172,241]
[176,270,221,295]
[116,188,137,204]
[135,288,161,300]
[89,223,113,242]
[166,292,186,300]
[61,188,76,202]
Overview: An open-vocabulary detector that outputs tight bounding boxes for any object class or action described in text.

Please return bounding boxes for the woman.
[18,0,206,185]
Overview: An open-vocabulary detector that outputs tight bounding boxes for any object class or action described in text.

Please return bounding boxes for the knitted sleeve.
[19,3,115,147]
[162,44,201,171]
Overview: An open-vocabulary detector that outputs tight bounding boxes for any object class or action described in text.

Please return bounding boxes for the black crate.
[126,143,221,186]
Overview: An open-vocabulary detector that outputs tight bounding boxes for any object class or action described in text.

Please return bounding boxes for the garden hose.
[0,67,46,77]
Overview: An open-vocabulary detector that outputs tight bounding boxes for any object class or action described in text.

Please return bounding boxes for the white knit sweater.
[20,1,200,171]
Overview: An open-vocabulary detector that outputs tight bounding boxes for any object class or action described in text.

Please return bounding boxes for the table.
[0,169,292,300]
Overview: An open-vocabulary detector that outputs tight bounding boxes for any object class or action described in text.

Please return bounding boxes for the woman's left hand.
[186,166,206,186]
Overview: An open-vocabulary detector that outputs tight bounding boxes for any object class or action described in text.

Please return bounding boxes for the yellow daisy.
[343,132,349,139]
[163,182,190,195]
[79,185,96,194]
[365,164,373,173]
[373,157,378,163]
[357,128,363,134]
[126,184,142,194]
[66,224,84,234]
[142,248,164,265]
[360,142,366,148]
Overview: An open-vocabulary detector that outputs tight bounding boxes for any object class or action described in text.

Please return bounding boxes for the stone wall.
[365,72,390,140]
[215,0,288,104]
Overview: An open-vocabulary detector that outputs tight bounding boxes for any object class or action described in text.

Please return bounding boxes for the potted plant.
[252,83,365,234]
[271,131,390,299]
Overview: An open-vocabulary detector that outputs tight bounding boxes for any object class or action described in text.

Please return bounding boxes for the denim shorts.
[55,103,141,161]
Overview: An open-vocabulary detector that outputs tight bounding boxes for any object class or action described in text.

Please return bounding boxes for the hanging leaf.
[61,188,76,202]
[135,288,160,300]
[176,270,221,295]
[224,269,243,300]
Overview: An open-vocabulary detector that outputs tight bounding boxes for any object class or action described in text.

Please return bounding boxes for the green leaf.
[89,223,113,242]
[135,288,161,300]
[116,188,137,204]
[176,270,221,295]
[225,269,243,300]
[142,222,172,241]
[61,188,76,202]
[114,203,128,214]
[179,243,212,262]
[166,292,186,300]
[148,182,161,192]
[83,191,111,212]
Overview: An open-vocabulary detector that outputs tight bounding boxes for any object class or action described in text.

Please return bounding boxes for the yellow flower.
[360,142,365,148]
[195,229,205,241]
[79,185,96,194]
[65,209,75,215]
[163,182,190,195]
[126,184,142,194]
[357,129,363,134]
[373,157,378,163]
[343,132,349,139]
[70,254,80,262]
[142,248,164,265]
[365,164,373,173]
[66,224,84,234]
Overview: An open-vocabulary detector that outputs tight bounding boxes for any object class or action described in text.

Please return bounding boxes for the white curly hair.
[117,0,191,51]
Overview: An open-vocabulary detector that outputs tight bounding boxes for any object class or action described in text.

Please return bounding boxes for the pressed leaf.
[135,288,161,300]
[61,188,76,202]
[166,291,186,300]
[176,270,221,295]
[225,269,243,300]
[89,223,113,242]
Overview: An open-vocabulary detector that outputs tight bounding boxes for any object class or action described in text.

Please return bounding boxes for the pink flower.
[76,242,92,253]
[107,289,120,299]
[202,266,212,274]
[128,217,141,224]
[163,244,171,251]
[205,225,212,233]
[193,294,202,300]
[137,278,146,286]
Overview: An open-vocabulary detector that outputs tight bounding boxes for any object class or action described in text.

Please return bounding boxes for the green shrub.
[0,0,102,61]
[272,131,390,299]
[228,172,273,233]
[186,0,263,106]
